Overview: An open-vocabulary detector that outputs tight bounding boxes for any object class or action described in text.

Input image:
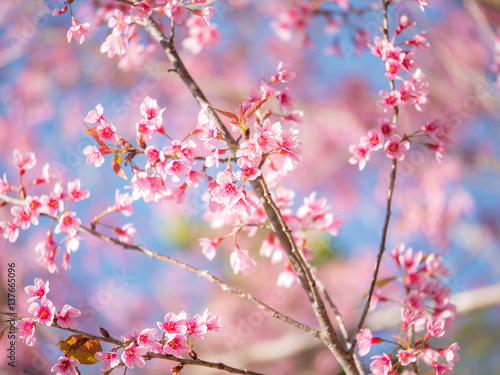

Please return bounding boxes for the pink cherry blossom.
[51,355,80,375]
[230,245,257,275]
[203,309,222,332]
[182,16,221,54]
[95,349,120,372]
[131,169,168,203]
[114,223,137,244]
[199,237,221,260]
[378,90,402,111]
[1,221,19,243]
[67,17,90,44]
[84,104,104,123]
[379,118,398,136]
[397,349,417,366]
[431,361,454,375]
[362,128,383,151]
[55,211,81,237]
[11,205,38,229]
[271,61,296,83]
[121,344,147,368]
[370,353,393,375]
[131,1,153,19]
[28,298,56,326]
[384,134,410,161]
[348,143,371,171]
[40,193,64,216]
[15,318,36,346]
[163,0,188,24]
[25,196,42,219]
[356,328,381,356]
[25,278,50,303]
[163,334,189,357]
[158,312,188,338]
[83,145,105,167]
[13,149,36,175]
[140,96,165,129]
[110,190,134,216]
[97,119,119,145]
[440,343,460,367]
[67,179,90,201]
[186,313,208,339]
[426,319,445,339]
[100,29,129,58]
[32,163,52,185]
[56,305,81,329]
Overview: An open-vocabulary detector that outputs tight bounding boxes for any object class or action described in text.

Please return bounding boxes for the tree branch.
[0,193,320,340]
[139,15,361,374]
[0,310,267,375]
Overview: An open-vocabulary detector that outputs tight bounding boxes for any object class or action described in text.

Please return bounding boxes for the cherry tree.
[1,0,500,374]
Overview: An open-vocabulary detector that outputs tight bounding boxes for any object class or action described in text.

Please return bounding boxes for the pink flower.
[32,163,52,185]
[348,143,371,171]
[84,103,104,123]
[425,319,445,339]
[113,223,137,244]
[28,298,56,326]
[110,190,134,216]
[67,17,90,44]
[0,173,11,193]
[384,134,410,161]
[57,305,81,329]
[13,149,36,175]
[158,312,188,338]
[379,118,398,136]
[440,343,460,367]
[362,128,383,150]
[370,353,393,375]
[131,1,153,19]
[140,96,165,128]
[406,31,431,50]
[121,344,147,368]
[163,334,189,357]
[51,355,80,375]
[11,205,38,230]
[230,245,257,275]
[199,237,221,260]
[97,119,119,145]
[356,328,381,356]
[397,349,417,366]
[15,318,36,346]
[55,211,81,237]
[165,160,191,183]
[182,16,220,54]
[100,30,129,58]
[135,119,154,140]
[26,196,43,218]
[95,350,120,372]
[271,61,296,83]
[163,0,188,24]
[385,58,405,81]
[378,90,401,111]
[67,179,90,201]
[41,193,64,216]
[276,87,296,112]
[186,313,208,339]
[25,278,50,303]
[83,145,105,167]
[431,361,454,375]
[2,222,19,243]
[203,309,221,332]
[135,328,162,352]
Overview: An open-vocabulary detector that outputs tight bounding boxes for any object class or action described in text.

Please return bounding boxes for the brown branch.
[0,310,267,375]
[139,15,360,374]
[0,193,320,340]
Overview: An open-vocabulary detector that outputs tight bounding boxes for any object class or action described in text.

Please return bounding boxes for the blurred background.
[0,0,499,374]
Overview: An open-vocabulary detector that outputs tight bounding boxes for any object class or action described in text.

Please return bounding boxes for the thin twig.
[0,193,320,339]
[0,310,267,375]
[139,15,361,375]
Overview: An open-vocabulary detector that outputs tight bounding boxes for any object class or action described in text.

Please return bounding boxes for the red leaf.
[243,95,271,121]
[111,154,128,181]
[211,106,239,122]
[84,126,106,148]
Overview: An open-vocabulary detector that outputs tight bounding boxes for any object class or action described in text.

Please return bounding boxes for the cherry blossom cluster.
[16,278,81,349]
[355,244,459,375]
[347,10,453,170]
[0,150,92,272]
[54,0,220,69]
[95,310,221,372]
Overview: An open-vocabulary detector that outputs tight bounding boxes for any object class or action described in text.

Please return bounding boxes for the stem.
[0,310,267,375]
[139,15,361,374]
[0,193,319,340]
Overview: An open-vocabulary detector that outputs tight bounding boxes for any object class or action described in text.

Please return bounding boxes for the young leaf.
[58,334,102,365]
